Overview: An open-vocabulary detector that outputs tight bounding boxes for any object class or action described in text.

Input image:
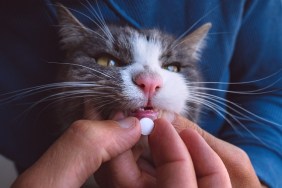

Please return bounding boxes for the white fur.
[121,34,190,114]
[131,34,162,69]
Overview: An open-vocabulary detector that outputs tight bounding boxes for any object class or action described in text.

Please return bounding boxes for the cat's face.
[57,5,211,123]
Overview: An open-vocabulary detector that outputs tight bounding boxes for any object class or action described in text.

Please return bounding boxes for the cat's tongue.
[131,108,159,120]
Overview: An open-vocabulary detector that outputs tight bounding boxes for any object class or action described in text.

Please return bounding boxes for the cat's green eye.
[163,65,180,72]
[96,57,117,67]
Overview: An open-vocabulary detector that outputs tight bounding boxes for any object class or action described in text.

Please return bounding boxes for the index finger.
[149,118,197,188]
[180,129,231,188]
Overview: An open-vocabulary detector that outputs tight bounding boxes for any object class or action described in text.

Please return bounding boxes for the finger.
[13,118,141,188]
[149,118,197,188]
[70,118,141,169]
[180,129,231,188]
[95,113,155,188]
[95,149,155,188]
[170,113,203,133]
[95,127,155,187]
[172,114,261,187]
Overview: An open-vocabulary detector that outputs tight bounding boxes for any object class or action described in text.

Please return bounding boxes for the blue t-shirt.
[0,0,281,187]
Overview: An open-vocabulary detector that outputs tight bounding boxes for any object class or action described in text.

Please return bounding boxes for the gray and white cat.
[55,4,211,130]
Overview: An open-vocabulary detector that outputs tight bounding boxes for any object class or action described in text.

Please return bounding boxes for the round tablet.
[140,118,154,135]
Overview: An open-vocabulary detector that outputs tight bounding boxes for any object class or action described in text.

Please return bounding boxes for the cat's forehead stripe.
[131,34,162,67]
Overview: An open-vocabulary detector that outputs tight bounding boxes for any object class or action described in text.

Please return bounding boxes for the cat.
[54,4,211,131]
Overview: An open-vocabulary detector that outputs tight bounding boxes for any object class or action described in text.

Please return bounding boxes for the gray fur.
[55,4,211,130]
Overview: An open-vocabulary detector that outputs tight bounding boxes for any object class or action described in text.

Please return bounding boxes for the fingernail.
[117,118,135,129]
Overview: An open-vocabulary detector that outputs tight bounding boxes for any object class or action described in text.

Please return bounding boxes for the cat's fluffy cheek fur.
[155,71,190,115]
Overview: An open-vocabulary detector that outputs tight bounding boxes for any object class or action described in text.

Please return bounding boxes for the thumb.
[13,118,141,188]
[69,118,141,164]
[58,118,142,186]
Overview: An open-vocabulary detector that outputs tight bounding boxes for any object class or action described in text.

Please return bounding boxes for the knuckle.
[228,147,254,174]
[70,120,92,133]
[68,120,106,152]
[196,126,206,137]
[68,120,97,141]
[226,147,261,187]
[233,147,250,165]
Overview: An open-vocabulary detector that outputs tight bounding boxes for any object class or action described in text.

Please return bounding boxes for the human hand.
[95,118,231,188]
[170,114,263,188]
[12,118,141,188]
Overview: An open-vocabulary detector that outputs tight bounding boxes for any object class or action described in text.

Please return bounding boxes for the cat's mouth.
[106,106,175,125]
[129,106,161,120]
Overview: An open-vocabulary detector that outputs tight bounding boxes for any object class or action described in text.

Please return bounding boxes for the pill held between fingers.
[140,118,154,135]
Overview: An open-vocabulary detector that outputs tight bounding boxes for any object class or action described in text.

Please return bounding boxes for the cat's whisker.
[191,94,253,125]
[29,90,96,104]
[0,81,109,103]
[83,98,120,120]
[62,2,114,43]
[174,4,219,44]
[60,5,111,40]
[54,3,109,41]
[84,98,123,119]
[85,0,115,43]
[84,107,100,120]
[190,91,281,128]
[187,69,282,85]
[0,82,70,96]
[1,88,120,119]
[23,93,115,131]
[0,85,62,104]
[13,90,98,121]
[183,105,199,123]
[34,91,119,113]
[92,98,121,109]
[185,73,282,95]
[187,85,281,95]
[57,24,108,41]
[188,96,238,132]
[34,94,95,117]
[48,61,115,79]
[207,32,233,36]
[188,96,267,145]
[166,4,220,53]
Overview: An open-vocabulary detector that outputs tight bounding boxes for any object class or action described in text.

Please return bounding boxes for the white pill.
[140,118,154,135]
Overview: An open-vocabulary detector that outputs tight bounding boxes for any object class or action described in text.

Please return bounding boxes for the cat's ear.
[56,3,88,49]
[181,23,212,61]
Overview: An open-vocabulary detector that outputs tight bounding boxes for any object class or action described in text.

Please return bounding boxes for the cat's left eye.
[96,56,118,67]
[163,64,181,72]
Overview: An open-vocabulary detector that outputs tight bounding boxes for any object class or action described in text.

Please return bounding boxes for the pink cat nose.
[134,73,163,98]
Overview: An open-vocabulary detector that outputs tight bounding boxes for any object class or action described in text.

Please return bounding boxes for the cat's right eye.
[96,56,118,67]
